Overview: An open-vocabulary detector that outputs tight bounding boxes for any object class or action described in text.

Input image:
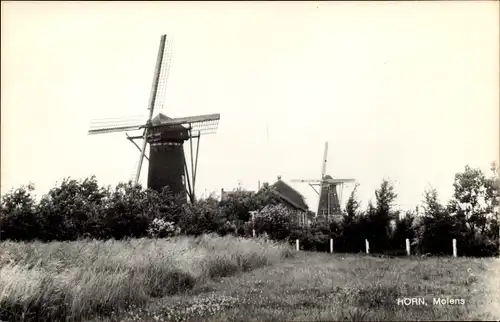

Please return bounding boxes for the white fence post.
[251,211,256,238]
[406,238,410,256]
[365,239,369,254]
[330,238,333,253]
[452,239,457,257]
[296,239,300,251]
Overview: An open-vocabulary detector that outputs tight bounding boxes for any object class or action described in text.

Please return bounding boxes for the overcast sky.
[1,1,499,212]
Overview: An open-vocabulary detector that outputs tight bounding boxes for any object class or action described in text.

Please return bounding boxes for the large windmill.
[87,34,220,204]
[291,142,355,221]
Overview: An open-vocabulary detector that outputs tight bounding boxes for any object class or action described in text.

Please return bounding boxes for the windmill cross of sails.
[291,142,356,220]
[87,34,220,204]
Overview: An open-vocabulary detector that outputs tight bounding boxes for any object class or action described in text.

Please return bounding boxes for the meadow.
[0,235,293,322]
[1,235,498,322]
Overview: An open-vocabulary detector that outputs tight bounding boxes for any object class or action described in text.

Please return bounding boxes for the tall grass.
[0,234,294,322]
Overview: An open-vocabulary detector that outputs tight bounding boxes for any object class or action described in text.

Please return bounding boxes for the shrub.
[301,231,331,252]
[36,176,110,241]
[0,184,42,241]
[254,204,297,241]
[147,218,180,238]
[368,180,398,254]
[219,189,258,223]
[217,220,238,236]
[334,212,370,253]
[178,197,225,236]
[96,183,185,240]
[459,232,499,257]
[289,221,334,252]
[390,211,416,253]
[153,186,187,224]
[413,214,462,255]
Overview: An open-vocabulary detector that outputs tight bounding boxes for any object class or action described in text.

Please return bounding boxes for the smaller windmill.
[291,142,355,221]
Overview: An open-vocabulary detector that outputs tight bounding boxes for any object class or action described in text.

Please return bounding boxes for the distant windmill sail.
[87,34,221,204]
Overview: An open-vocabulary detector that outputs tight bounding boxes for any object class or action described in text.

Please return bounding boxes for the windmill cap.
[323,174,333,180]
[277,175,282,180]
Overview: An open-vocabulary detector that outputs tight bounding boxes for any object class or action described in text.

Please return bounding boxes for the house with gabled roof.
[267,176,312,227]
[221,177,312,228]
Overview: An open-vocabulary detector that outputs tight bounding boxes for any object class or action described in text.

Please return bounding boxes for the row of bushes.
[254,165,499,257]
[0,177,281,241]
[285,209,499,257]
[1,164,499,257]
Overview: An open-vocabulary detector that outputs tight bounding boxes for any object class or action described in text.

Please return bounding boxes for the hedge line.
[1,164,499,257]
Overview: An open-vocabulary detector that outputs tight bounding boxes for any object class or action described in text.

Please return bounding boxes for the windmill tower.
[87,34,220,204]
[291,142,355,221]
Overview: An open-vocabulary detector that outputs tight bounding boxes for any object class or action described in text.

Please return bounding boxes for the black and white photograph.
[1,1,499,321]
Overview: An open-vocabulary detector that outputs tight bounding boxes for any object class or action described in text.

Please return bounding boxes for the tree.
[366,200,376,217]
[218,184,282,235]
[344,182,361,219]
[375,179,398,216]
[37,176,109,241]
[365,179,399,253]
[391,209,416,253]
[219,189,260,224]
[415,165,499,257]
[254,204,296,241]
[448,165,498,238]
[414,187,461,255]
[0,183,42,240]
[150,186,186,224]
[484,162,500,239]
[252,183,281,209]
[97,181,166,239]
[179,196,225,236]
[423,187,446,218]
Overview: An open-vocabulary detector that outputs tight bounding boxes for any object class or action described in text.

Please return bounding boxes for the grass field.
[1,236,498,322]
[0,235,293,322]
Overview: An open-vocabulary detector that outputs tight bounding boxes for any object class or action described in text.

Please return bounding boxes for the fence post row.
[360,238,458,257]
[293,237,459,257]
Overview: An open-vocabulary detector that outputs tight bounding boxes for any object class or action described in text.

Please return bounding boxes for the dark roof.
[151,113,171,126]
[271,179,308,212]
[150,113,188,131]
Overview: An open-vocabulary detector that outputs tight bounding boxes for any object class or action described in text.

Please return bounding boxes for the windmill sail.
[321,142,328,178]
[323,178,356,184]
[134,34,169,184]
[88,116,147,135]
[153,36,173,114]
[290,179,320,183]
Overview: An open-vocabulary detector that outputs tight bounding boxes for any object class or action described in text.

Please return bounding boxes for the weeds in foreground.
[0,235,293,322]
